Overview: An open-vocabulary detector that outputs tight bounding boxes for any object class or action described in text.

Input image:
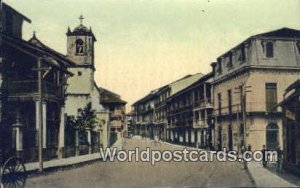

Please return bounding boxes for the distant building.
[167,73,213,148]
[132,90,157,138]
[125,112,134,137]
[132,73,204,142]
[100,87,127,143]
[212,27,300,151]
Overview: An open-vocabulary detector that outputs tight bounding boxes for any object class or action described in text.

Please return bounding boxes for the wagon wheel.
[1,157,27,188]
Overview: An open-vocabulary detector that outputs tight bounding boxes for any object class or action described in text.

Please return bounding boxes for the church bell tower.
[65,15,97,115]
[66,15,96,67]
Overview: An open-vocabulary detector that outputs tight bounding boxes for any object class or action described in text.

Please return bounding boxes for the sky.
[4,0,300,112]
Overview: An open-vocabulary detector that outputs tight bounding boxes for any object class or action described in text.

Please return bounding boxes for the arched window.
[266,42,274,58]
[266,123,279,150]
[75,39,84,55]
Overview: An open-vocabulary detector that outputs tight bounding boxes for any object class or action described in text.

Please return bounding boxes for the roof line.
[3,3,31,23]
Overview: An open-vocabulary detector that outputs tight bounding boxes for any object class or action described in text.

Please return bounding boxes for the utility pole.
[33,57,50,172]
[234,84,251,149]
[37,58,44,172]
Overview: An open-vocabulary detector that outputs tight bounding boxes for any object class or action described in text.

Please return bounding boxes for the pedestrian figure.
[247,144,252,152]
[241,145,245,154]
[247,144,252,158]
[277,144,283,173]
[262,145,268,168]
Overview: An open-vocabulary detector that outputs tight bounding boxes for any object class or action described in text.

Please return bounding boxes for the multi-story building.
[100,87,127,144]
[132,90,157,139]
[153,86,169,141]
[212,27,300,151]
[167,73,213,148]
[132,73,204,141]
[0,3,74,161]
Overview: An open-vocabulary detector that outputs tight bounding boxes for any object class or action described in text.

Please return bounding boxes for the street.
[25,139,254,188]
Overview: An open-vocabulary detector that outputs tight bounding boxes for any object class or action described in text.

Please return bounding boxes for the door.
[266,123,279,150]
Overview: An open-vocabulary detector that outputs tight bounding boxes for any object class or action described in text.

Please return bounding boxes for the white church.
[64,16,111,152]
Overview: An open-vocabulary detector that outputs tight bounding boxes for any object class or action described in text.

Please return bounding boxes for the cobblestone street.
[25,138,254,188]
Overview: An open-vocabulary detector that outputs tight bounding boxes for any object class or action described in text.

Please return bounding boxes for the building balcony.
[171,120,193,127]
[213,102,271,117]
[169,104,193,114]
[193,120,208,128]
[4,80,63,100]
[194,98,213,110]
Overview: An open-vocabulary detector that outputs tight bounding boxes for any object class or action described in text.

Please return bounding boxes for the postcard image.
[0,0,300,187]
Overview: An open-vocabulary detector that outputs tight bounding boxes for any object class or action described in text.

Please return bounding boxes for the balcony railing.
[193,120,208,128]
[194,98,213,109]
[5,80,62,97]
[213,102,273,116]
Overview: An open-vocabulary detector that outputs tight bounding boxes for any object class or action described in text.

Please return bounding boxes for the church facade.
[64,17,111,156]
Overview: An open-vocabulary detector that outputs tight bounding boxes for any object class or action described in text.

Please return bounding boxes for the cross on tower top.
[79,15,84,25]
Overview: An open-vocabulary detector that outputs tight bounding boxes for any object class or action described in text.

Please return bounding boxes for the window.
[265,83,277,112]
[76,39,84,55]
[218,93,222,115]
[194,90,199,102]
[217,59,222,75]
[266,42,274,58]
[228,89,232,115]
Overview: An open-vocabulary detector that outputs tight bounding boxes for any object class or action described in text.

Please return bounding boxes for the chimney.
[210,62,217,75]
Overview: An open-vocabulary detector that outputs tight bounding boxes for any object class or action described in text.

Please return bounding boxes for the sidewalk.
[247,162,298,187]
[112,139,123,150]
[25,152,102,173]
[25,139,123,174]
[160,140,300,187]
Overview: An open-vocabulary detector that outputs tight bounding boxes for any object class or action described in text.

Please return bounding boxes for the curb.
[244,162,257,187]
[26,157,103,178]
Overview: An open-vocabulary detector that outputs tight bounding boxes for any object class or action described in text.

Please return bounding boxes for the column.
[191,130,195,143]
[42,101,47,149]
[170,130,174,142]
[197,130,201,147]
[204,83,207,101]
[75,129,79,156]
[185,130,189,144]
[35,100,40,147]
[179,132,183,143]
[166,130,169,140]
[58,106,65,159]
[203,131,207,147]
[86,128,92,154]
[13,110,24,156]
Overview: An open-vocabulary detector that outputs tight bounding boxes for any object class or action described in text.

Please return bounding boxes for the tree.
[67,102,98,132]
